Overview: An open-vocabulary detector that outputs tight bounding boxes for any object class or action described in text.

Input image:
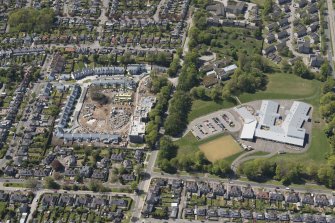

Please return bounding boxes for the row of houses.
[0,70,30,149]
[72,64,145,80]
[0,47,45,58]
[108,0,156,19]
[183,208,331,222]
[68,0,101,18]
[41,193,129,209]
[160,0,190,22]
[142,178,183,218]
[90,77,136,90]
[55,16,96,28]
[0,191,31,204]
[104,34,182,46]
[105,18,171,30]
[206,1,247,18]
[11,83,54,166]
[39,193,130,222]
[184,181,334,207]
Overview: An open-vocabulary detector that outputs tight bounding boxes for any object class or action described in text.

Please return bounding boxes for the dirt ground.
[199,135,242,162]
[78,88,134,136]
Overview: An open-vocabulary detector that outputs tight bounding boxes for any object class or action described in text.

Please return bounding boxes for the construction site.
[73,75,156,145]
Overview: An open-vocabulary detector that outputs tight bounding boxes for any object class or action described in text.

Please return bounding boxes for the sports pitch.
[199,135,242,162]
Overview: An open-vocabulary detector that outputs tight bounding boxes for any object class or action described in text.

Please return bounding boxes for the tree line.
[321,78,335,151]
[145,74,173,149]
[164,51,199,137]
[238,155,335,188]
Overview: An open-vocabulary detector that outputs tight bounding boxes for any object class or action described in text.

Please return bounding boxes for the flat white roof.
[240,120,257,139]
[206,70,216,76]
[238,100,311,147]
[223,64,238,72]
[255,128,304,146]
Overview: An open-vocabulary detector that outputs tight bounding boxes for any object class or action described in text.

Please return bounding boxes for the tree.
[152,207,168,219]
[164,91,192,136]
[53,172,63,181]
[320,61,331,80]
[293,60,313,79]
[210,86,221,102]
[48,105,61,117]
[322,78,335,94]
[158,136,177,161]
[88,180,105,192]
[263,0,273,16]
[44,177,60,189]
[190,86,206,99]
[210,160,232,177]
[159,159,177,173]
[281,59,291,73]
[25,178,38,189]
[130,181,138,191]
[150,74,168,93]
[240,159,276,182]
[90,89,108,104]
[74,174,83,183]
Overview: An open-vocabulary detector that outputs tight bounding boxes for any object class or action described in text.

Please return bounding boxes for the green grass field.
[251,0,266,7]
[188,99,235,122]
[239,73,321,109]
[189,73,322,122]
[268,127,330,163]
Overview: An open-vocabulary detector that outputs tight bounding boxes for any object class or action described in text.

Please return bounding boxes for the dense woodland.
[8,8,55,33]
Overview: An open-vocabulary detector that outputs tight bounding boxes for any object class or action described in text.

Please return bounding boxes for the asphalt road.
[327,0,335,63]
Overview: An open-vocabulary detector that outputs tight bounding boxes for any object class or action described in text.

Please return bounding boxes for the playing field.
[199,135,242,162]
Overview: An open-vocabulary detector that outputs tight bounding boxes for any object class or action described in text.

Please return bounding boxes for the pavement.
[287,3,310,65]
[132,150,159,220]
[326,0,335,78]
[153,0,166,22]
[327,0,335,62]
[231,150,277,172]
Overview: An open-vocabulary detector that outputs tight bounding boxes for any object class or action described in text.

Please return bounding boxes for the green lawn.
[189,73,322,122]
[188,99,236,122]
[224,151,246,165]
[267,127,331,163]
[251,0,266,7]
[239,73,321,105]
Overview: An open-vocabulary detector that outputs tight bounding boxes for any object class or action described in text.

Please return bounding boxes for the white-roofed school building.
[236,100,311,147]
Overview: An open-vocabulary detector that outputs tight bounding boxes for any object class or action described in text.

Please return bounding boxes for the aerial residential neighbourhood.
[1,0,335,222]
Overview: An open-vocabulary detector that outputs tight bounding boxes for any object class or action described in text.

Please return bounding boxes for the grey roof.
[73,66,125,80]
[258,100,279,127]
